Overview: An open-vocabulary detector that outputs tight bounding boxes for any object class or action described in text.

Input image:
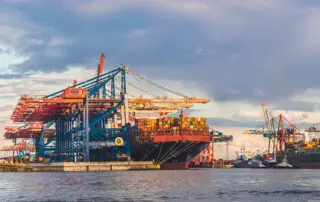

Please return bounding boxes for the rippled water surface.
[0,169,320,201]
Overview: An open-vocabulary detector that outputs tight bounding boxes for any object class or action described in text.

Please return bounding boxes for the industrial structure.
[189,129,233,168]
[239,101,320,168]
[2,53,211,167]
[242,101,305,162]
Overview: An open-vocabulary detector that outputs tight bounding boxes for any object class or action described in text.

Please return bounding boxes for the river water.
[0,169,319,202]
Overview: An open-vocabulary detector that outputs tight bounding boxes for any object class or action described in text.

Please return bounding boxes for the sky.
[2,0,320,139]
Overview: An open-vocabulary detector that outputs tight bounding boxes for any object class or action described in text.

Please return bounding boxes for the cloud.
[207,117,264,128]
[0,44,29,74]
[1,0,320,128]
[0,66,94,100]
[66,0,210,15]
[196,47,217,56]
[127,29,148,38]
[0,48,10,54]
[4,0,37,3]
[0,4,75,72]
[231,111,263,121]
[0,7,40,47]
[0,65,98,136]
[47,37,71,48]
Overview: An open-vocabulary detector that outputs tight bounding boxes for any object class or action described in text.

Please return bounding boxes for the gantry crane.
[260,101,305,155]
[261,100,274,132]
[0,141,35,152]
[275,114,300,153]
[5,52,210,162]
[260,101,301,156]
[0,141,35,162]
[260,100,276,154]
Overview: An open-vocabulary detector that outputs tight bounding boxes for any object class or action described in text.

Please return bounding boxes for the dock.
[213,165,233,168]
[0,161,159,172]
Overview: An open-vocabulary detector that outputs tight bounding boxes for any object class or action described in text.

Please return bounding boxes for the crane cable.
[131,73,167,98]
[114,85,136,98]
[129,71,188,98]
[127,81,156,97]
[131,74,158,97]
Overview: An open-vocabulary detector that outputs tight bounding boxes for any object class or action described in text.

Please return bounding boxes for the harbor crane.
[3,52,210,162]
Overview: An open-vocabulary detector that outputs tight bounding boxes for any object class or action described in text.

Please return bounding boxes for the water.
[0,169,319,202]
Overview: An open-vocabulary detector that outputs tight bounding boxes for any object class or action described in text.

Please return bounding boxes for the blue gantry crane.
[8,54,131,162]
[5,53,210,163]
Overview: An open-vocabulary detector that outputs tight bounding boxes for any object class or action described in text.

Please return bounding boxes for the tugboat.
[251,158,266,168]
[262,154,278,168]
[273,155,293,169]
[249,151,268,168]
[233,147,252,168]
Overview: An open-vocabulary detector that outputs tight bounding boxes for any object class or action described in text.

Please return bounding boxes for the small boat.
[262,154,278,168]
[251,160,266,168]
[233,160,252,168]
[233,147,252,168]
[264,158,277,167]
[273,156,293,169]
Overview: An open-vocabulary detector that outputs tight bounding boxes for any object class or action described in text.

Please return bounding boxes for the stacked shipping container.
[135,114,208,137]
[130,113,211,169]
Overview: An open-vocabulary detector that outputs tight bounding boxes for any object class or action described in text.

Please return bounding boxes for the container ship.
[130,113,211,169]
[286,137,320,169]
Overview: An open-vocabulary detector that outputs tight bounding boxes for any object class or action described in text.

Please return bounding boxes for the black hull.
[131,142,209,167]
[263,162,278,168]
[287,151,320,169]
[273,166,294,169]
[233,164,252,168]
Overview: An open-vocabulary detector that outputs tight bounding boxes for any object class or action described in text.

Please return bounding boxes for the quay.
[0,161,159,172]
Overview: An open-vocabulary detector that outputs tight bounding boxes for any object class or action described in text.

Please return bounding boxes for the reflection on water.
[0,169,319,201]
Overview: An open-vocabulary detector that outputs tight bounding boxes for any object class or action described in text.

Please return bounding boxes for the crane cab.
[63,87,87,99]
[30,122,43,129]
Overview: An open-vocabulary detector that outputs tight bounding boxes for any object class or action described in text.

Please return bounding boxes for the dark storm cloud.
[292,0,320,6]
[3,0,320,107]
[271,100,320,112]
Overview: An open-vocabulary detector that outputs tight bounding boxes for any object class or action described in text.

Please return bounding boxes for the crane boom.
[97,53,105,85]
[261,100,272,130]
[129,97,209,104]
[98,53,105,77]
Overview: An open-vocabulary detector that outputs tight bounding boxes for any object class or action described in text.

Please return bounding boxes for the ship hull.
[131,142,209,170]
[287,151,320,169]
[290,163,320,169]
[233,161,252,168]
[160,162,188,170]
